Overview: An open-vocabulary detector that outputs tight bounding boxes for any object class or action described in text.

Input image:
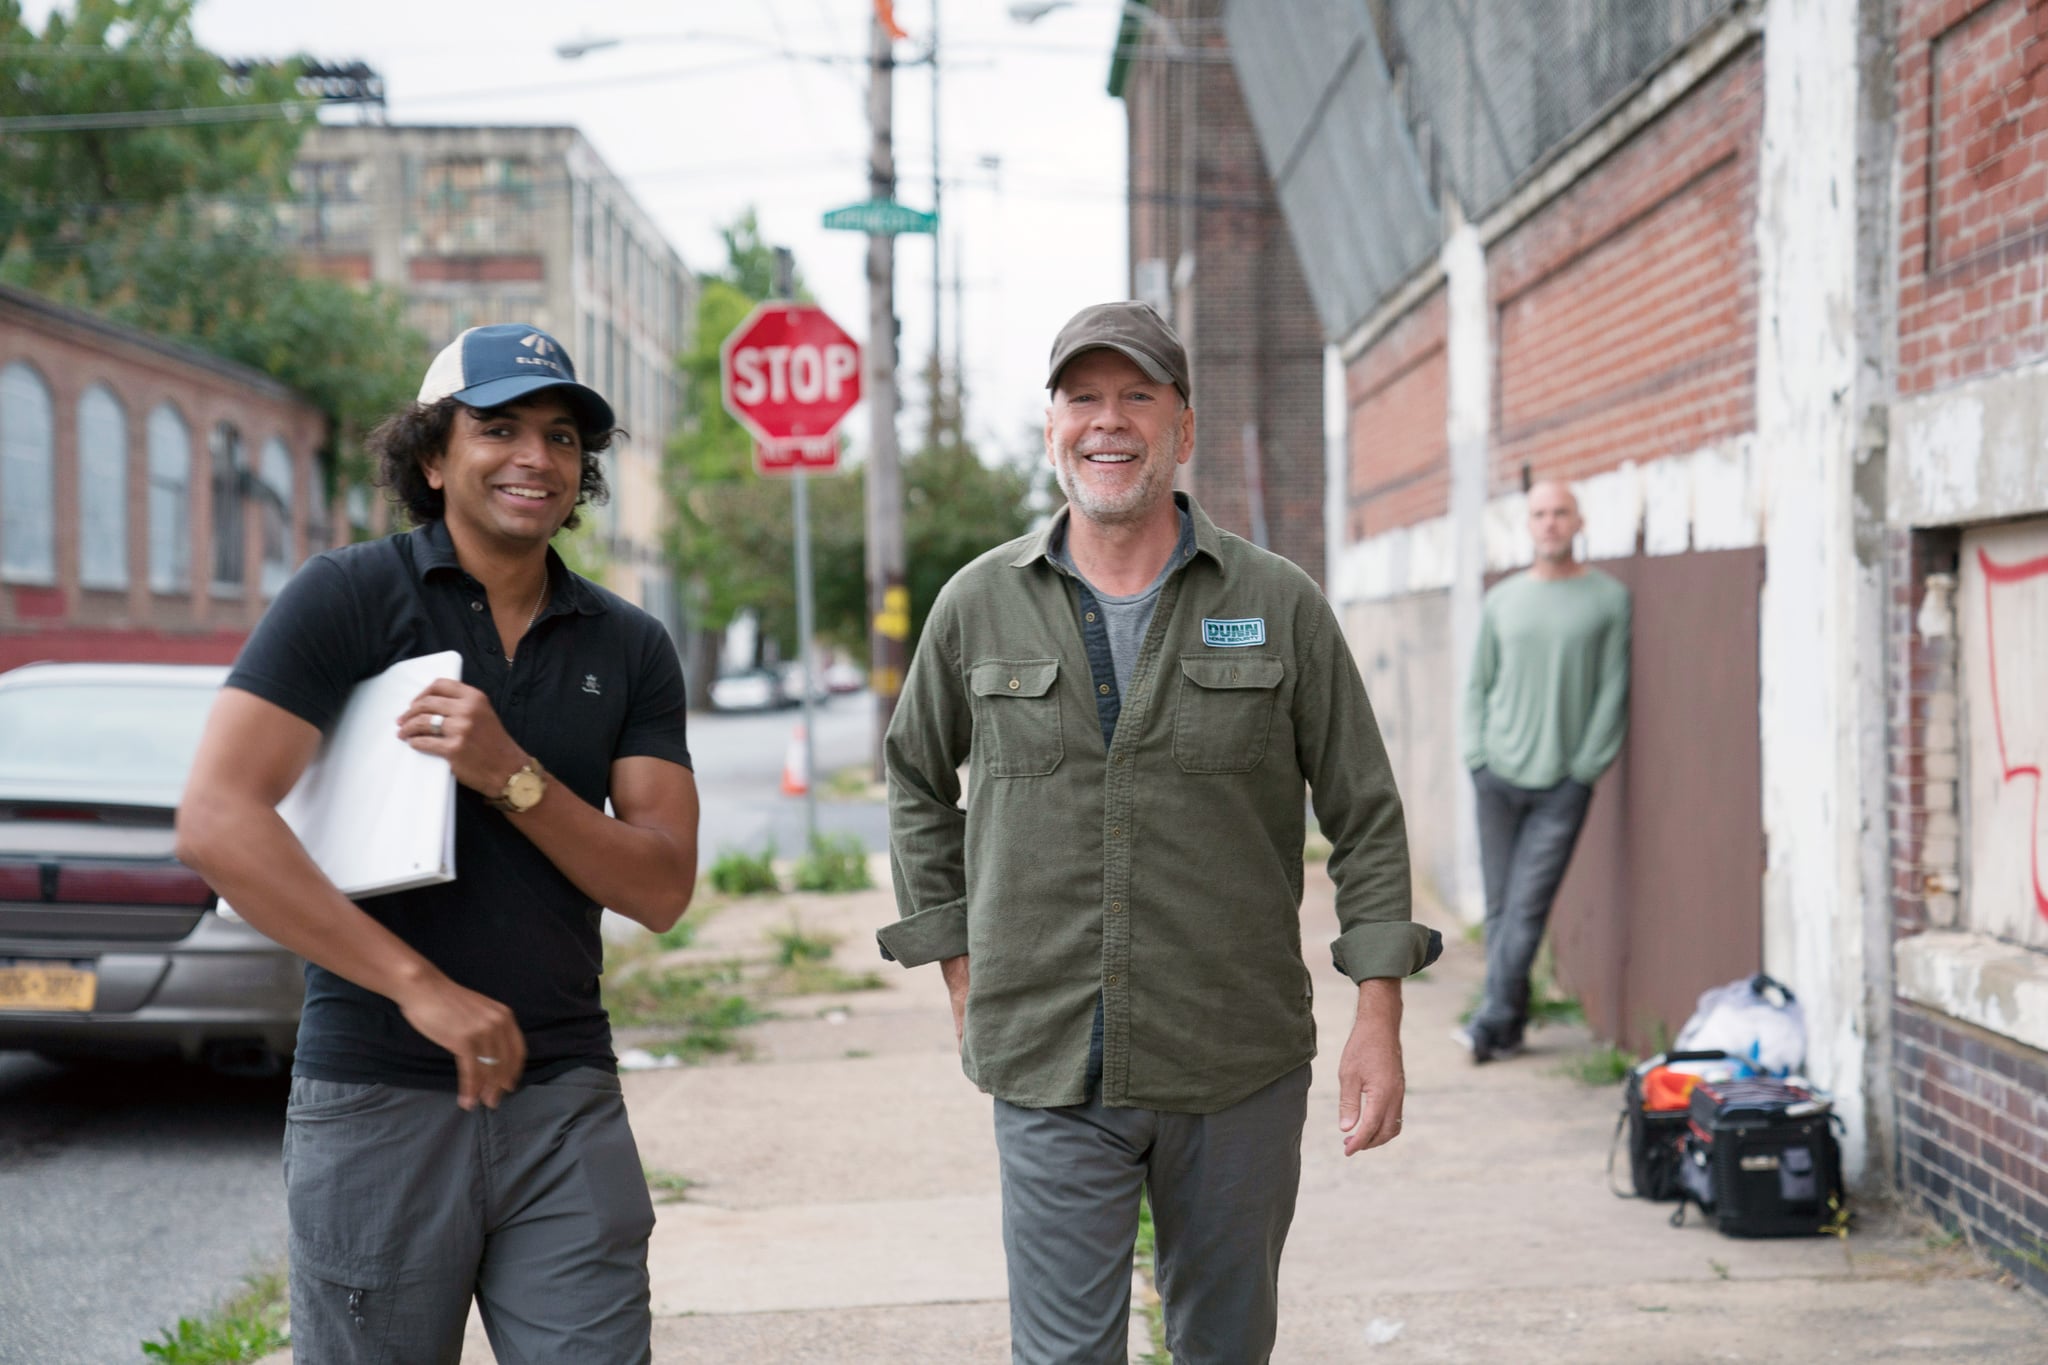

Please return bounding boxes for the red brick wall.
[1344,290,1449,539]
[1898,0,2048,393]
[1886,524,2048,1294]
[0,295,331,670]
[1489,45,1763,492]
[1894,1002,2048,1297]
[1123,0,1327,580]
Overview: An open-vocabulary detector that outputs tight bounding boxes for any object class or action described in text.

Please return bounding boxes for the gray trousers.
[1471,766,1593,1046]
[992,1063,1312,1365]
[282,1066,655,1365]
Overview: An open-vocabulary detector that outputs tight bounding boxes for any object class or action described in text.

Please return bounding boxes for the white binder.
[272,649,461,898]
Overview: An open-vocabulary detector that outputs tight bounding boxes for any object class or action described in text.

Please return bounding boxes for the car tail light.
[53,864,215,907]
[15,806,104,823]
[0,862,38,900]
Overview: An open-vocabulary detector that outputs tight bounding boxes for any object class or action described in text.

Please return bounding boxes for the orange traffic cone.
[781,724,810,796]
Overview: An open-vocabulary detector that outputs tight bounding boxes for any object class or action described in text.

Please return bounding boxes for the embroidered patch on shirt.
[1202,617,1266,648]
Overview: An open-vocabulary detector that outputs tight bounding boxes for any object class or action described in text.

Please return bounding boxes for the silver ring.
[475,1055,498,1065]
[429,714,444,735]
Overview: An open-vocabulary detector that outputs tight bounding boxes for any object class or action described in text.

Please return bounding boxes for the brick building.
[287,124,693,638]
[1209,0,2048,1296]
[0,284,331,672]
[1112,0,1327,581]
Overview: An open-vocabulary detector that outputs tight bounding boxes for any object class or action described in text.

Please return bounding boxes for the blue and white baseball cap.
[417,323,615,430]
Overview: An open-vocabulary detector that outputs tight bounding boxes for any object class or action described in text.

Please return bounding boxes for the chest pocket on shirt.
[1174,655,1284,774]
[969,660,1064,778]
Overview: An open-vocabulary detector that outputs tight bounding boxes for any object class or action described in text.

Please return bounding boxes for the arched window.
[210,422,245,595]
[257,436,293,597]
[147,403,192,593]
[0,362,55,584]
[77,385,128,589]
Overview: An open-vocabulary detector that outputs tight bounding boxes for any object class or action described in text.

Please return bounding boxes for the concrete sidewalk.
[271,866,2048,1362]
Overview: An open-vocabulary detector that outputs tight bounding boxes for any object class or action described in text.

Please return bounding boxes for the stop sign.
[720,303,862,444]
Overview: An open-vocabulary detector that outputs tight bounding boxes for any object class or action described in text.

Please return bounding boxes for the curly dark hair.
[368,393,621,531]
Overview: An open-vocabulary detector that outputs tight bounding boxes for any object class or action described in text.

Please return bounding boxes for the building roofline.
[0,282,309,406]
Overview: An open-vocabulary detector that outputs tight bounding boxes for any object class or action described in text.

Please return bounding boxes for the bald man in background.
[1458,482,1630,1064]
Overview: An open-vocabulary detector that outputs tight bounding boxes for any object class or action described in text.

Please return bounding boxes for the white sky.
[23,0,1135,464]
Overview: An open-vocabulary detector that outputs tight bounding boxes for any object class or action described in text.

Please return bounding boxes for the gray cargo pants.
[282,1066,655,1364]
[992,1062,1312,1365]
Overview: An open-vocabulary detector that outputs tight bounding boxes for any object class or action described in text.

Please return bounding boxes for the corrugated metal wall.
[1221,0,1438,339]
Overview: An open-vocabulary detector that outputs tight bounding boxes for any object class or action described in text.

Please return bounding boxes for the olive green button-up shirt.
[880,494,1436,1113]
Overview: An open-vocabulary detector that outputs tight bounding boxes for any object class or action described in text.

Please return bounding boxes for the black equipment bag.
[1608,1050,1728,1201]
[1670,1077,1844,1237]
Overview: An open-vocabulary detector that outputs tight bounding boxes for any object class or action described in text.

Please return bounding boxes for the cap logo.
[519,334,557,359]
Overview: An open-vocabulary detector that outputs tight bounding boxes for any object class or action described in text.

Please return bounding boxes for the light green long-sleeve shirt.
[1462,568,1631,789]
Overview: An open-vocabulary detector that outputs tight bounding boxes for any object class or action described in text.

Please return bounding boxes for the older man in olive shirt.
[881,302,1438,1365]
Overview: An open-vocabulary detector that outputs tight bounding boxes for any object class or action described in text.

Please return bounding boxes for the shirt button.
[1098,683,1111,695]
[1111,825,1121,837]
[1086,611,1097,622]
[470,600,484,612]
[1106,974,1120,987]
[1008,678,1020,690]
[1109,900,1123,913]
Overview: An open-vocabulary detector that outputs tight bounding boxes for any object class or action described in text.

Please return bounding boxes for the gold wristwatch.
[489,758,548,814]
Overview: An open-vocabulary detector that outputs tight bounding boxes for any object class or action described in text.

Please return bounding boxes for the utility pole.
[866,12,908,769]
[926,0,943,455]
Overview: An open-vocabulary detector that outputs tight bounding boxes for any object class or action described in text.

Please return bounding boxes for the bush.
[708,844,780,896]
[792,833,874,893]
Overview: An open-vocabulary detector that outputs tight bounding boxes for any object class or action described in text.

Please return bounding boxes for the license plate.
[0,960,97,1012]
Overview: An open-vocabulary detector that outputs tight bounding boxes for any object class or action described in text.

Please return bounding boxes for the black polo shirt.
[226,519,692,1089]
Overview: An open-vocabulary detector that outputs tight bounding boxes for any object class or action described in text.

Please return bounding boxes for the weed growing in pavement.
[1709,1258,1731,1281]
[643,1165,698,1203]
[1134,1193,1170,1363]
[771,958,885,997]
[140,1263,289,1363]
[1556,1044,1635,1087]
[770,919,837,965]
[792,833,874,892]
[604,959,759,1061]
[824,764,877,799]
[1302,816,1332,865]
[1926,1223,1966,1251]
[709,844,781,896]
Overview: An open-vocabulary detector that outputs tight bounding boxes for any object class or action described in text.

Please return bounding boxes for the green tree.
[0,0,426,479]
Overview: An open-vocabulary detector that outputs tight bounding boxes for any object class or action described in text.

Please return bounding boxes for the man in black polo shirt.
[176,323,697,1363]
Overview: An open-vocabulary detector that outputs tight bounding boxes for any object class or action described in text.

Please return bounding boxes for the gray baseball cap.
[1045,300,1191,401]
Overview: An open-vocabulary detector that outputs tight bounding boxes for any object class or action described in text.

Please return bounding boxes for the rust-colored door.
[1547,548,1765,1055]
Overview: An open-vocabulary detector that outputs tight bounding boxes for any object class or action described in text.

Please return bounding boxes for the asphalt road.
[0,1055,291,1365]
[687,690,888,869]
[0,697,889,1362]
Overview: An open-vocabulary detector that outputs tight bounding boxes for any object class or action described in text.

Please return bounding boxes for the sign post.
[721,302,864,846]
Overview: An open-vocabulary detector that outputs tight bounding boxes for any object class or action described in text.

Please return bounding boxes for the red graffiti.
[1978,547,2048,922]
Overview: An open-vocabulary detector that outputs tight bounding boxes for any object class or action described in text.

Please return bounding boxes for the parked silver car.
[0,662,301,1073]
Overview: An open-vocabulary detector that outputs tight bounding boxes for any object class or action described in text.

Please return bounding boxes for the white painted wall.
[1754,0,1884,1180]
[1443,221,1491,922]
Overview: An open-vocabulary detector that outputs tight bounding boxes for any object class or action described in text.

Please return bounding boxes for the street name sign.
[720,303,863,449]
[821,198,938,235]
